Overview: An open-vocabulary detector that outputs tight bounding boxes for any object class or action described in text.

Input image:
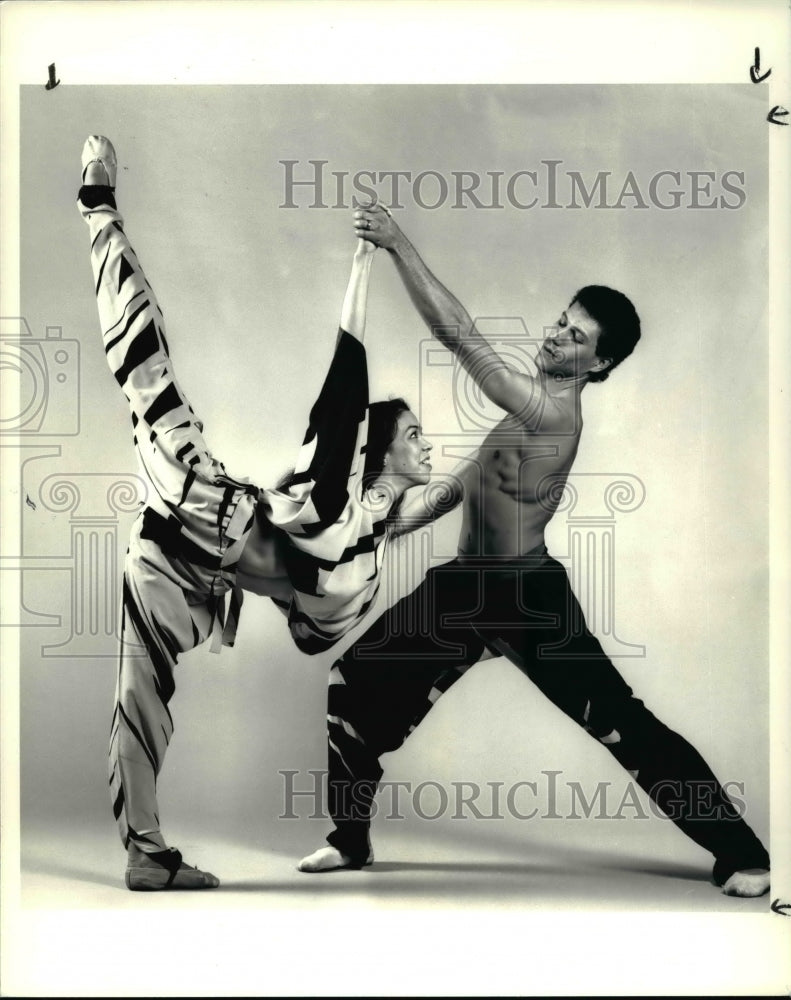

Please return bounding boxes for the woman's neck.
[364,480,403,523]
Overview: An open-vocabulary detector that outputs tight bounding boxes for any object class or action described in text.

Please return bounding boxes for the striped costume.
[261,330,389,655]
[78,185,388,855]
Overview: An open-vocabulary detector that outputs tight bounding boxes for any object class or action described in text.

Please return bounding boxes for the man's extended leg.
[474,558,770,897]
[299,562,486,871]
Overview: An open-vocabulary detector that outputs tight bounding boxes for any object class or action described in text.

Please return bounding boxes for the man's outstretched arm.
[353,205,553,427]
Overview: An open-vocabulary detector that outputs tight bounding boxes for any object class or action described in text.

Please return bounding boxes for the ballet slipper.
[125,846,220,891]
[81,135,117,187]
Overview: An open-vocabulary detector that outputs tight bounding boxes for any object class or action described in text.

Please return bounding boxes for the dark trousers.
[325,555,769,883]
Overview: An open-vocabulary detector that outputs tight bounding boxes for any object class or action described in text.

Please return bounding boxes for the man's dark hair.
[362,397,411,493]
[571,285,641,383]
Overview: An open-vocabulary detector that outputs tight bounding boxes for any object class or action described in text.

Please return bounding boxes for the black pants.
[325,554,769,883]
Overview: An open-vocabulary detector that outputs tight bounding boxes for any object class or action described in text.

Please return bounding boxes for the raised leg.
[78,136,224,514]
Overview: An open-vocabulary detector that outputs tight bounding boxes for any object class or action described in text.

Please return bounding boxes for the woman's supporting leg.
[110,531,220,889]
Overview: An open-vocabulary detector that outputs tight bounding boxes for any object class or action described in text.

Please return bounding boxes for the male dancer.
[298,203,770,898]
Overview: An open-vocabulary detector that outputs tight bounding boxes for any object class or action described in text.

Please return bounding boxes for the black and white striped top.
[262,329,390,654]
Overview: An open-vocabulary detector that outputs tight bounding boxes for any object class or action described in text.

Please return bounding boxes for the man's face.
[384,410,433,487]
[536,301,611,379]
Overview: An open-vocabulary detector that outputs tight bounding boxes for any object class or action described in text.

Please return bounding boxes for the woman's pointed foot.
[81,135,117,187]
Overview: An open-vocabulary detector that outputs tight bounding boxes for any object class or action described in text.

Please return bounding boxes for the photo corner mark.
[749,47,771,84]
[45,63,60,91]
[749,47,789,126]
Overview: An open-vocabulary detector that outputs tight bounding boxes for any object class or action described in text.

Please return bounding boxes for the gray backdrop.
[17,83,769,875]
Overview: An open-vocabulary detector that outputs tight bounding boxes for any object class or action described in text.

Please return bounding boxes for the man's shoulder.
[512,389,582,438]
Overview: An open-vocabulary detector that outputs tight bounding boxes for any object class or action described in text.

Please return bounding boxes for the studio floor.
[5,817,781,998]
[20,819,769,914]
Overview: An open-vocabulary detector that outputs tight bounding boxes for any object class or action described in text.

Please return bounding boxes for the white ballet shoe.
[297,845,373,873]
[81,135,117,187]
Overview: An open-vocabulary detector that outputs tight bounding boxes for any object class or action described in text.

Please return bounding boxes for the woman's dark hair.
[571,285,641,383]
[362,397,411,493]
[269,397,412,527]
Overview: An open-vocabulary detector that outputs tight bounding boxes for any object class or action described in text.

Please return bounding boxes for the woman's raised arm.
[339,238,377,341]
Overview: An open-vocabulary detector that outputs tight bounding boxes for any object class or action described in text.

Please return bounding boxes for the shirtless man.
[297,203,771,898]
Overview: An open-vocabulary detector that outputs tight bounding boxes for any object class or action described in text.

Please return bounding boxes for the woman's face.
[383,409,433,488]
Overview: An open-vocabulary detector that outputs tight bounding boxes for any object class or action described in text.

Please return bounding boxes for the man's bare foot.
[81,135,117,187]
[297,845,373,873]
[125,844,220,891]
[721,868,770,898]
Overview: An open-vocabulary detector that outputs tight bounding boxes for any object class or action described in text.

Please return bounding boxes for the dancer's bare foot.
[721,868,770,898]
[81,135,117,187]
[297,845,373,873]
[125,844,220,891]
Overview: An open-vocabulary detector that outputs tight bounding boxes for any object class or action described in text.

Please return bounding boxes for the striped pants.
[325,557,770,884]
[79,186,256,854]
[111,526,216,853]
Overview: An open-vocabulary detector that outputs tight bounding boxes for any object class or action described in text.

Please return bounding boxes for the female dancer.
[78,136,460,890]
